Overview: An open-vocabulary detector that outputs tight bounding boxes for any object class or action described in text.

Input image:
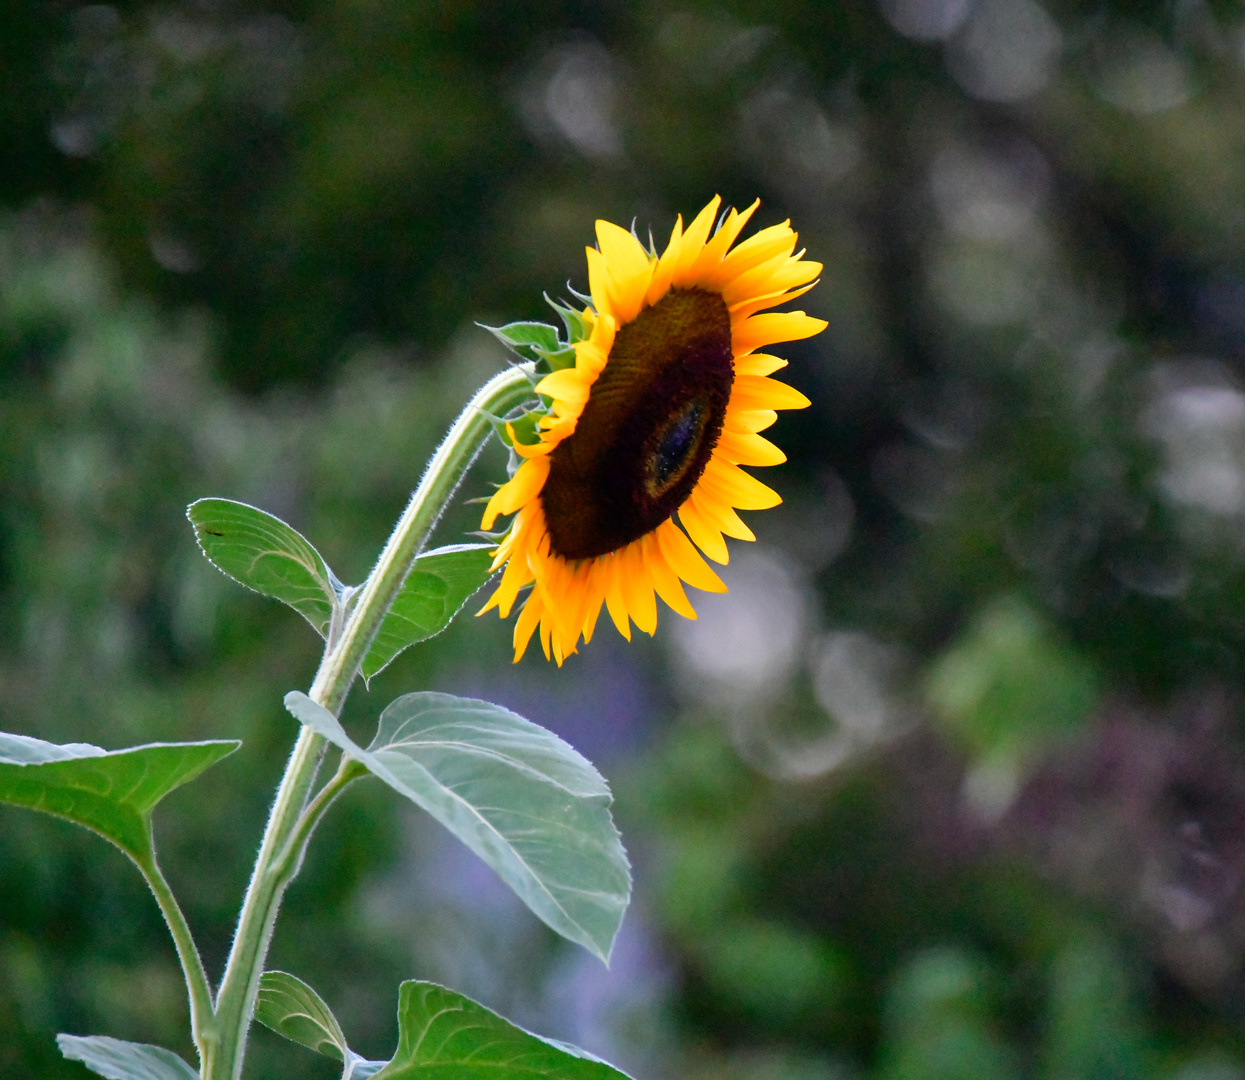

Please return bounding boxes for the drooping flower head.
[480,196,826,663]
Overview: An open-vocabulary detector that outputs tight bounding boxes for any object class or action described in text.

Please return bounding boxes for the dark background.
[6,0,1245,1077]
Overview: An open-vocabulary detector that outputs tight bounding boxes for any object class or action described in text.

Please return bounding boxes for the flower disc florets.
[542,287,734,560]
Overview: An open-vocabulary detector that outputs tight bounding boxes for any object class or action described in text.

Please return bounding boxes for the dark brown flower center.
[541,287,734,560]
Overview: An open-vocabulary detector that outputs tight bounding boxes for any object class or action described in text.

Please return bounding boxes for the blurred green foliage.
[8,0,1245,1078]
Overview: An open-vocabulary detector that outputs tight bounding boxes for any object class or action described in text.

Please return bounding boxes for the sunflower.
[480,196,826,663]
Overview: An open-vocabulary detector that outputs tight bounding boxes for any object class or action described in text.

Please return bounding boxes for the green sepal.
[0,733,239,862]
[564,284,594,313]
[372,981,632,1079]
[539,345,577,371]
[503,411,543,450]
[484,317,578,375]
[484,321,563,366]
[545,293,588,344]
[187,497,343,636]
[283,691,631,962]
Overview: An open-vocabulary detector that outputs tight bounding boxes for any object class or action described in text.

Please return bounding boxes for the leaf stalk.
[133,846,219,1070]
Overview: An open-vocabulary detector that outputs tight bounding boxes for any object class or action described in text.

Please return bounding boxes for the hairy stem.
[206,365,534,1080]
[134,847,218,1071]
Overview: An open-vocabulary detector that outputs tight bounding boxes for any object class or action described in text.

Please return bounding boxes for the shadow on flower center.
[542,287,734,560]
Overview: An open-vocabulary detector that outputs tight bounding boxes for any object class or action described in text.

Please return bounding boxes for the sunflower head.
[479,196,826,663]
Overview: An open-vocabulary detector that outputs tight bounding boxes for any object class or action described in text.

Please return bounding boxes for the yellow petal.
[689,199,759,279]
[511,435,554,459]
[715,428,787,467]
[604,554,632,641]
[735,355,788,380]
[691,487,755,541]
[535,367,590,404]
[596,219,650,277]
[621,543,658,635]
[596,220,653,322]
[642,532,697,618]
[707,222,796,287]
[481,456,550,529]
[573,313,614,378]
[679,498,729,563]
[586,246,614,320]
[731,374,812,412]
[701,458,782,510]
[487,524,520,568]
[646,214,683,306]
[733,311,828,354]
[512,593,543,662]
[723,406,778,433]
[575,333,610,369]
[482,545,533,618]
[727,280,819,320]
[579,560,610,643]
[721,256,822,308]
[656,519,727,592]
[672,196,721,285]
[537,556,575,645]
[539,610,553,661]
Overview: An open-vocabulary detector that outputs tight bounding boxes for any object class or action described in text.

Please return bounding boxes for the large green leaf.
[372,981,631,1079]
[0,732,238,860]
[188,497,340,635]
[284,691,631,962]
[57,1034,198,1080]
[256,971,386,1078]
[362,544,495,682]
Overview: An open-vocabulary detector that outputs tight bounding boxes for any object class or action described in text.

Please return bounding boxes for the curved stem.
[308,365,536,716]
[206,365,535,1080]
[134,847,218,1070]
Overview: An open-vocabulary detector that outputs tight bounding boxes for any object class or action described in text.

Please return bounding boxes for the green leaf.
[0,733,239,861]
[188,497,340,635]
[256,970,389,1078]
[362,544,495,683]
[372,981,631,1080]
[57,1034,198,1080]
[256,970,350,1062]
[284,691,631,962]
